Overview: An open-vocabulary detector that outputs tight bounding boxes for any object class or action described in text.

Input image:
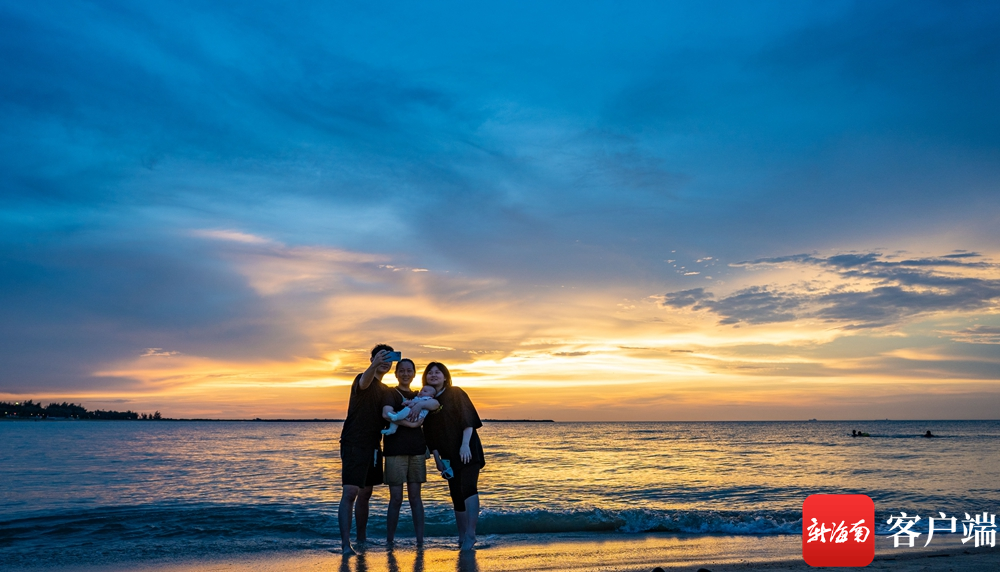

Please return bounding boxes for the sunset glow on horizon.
[9,231,999,421]
[2,2,999,420]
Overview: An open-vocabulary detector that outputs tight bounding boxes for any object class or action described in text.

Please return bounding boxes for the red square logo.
[802,494,874,567]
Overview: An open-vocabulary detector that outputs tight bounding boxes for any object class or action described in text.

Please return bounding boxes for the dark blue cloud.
[664,252,1000,327]
[4,1,996,246]
[0,228,306,392]
[661,288,713,309]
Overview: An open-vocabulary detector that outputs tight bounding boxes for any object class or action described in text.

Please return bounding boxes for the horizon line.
[6,417,998,423]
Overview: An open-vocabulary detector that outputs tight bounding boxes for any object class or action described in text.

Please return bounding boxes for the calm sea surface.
[1,420,997,566]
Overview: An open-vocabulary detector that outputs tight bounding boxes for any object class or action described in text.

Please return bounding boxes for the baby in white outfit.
[382,385,437,435]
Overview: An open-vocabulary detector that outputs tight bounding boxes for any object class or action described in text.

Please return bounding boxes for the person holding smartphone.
[338,343,395,555]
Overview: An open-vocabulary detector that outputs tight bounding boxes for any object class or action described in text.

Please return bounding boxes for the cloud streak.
[661,252,1000,329]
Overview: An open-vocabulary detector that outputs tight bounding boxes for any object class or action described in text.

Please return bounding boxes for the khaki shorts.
[383,454,427,485]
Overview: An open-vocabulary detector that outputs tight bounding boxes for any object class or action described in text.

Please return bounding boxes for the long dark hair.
[422,361,452,388]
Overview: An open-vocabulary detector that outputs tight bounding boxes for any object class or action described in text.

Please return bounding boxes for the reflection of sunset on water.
[5,419,998,567]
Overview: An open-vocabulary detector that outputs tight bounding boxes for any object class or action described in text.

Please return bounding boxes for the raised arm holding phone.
[337,344,395,555]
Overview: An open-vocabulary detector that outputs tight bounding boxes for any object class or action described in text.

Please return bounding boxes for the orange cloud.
[66,240,1000,420]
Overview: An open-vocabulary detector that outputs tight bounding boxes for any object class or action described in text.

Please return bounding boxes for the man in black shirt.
[338,344,393,555]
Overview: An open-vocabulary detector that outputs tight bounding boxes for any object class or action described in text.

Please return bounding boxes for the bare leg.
[338,485,360,555]
[407,481,425,546]
[455,509,468,548]
[355,485,374,543]
[386,484,403,543]
[460,494,479,551]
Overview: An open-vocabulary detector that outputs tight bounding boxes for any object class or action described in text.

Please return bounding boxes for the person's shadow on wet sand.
[386,548,425,572]
[340,552,370,572]
[457,550,479,572]
[339,546,464,572]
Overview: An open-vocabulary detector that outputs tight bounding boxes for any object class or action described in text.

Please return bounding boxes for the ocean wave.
[479,507,802,535]
[0,505,335,567]
[5,502,970,567]
[0,503,802,555]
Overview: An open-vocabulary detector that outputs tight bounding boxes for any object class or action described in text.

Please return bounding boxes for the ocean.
[1,420,997,568]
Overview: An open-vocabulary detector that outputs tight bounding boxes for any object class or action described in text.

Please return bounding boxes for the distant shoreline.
[5,417,997,423]
[484,419,555,422]
[1,417,557,423]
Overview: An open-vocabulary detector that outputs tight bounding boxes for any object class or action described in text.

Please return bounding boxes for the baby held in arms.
[382,385,437,435]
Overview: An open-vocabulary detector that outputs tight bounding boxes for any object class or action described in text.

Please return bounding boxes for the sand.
[70,533,998,572]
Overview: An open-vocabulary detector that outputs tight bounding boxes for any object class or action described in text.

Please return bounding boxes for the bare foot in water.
[460,536,477,551]
[341,543,356,556]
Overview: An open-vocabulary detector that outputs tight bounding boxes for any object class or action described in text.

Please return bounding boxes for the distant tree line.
[0,400,162,420]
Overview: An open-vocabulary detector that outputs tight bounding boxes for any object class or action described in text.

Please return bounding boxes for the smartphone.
[385,351,402,362]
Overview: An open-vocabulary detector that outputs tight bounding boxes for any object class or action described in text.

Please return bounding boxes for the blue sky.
[2,1,998,418]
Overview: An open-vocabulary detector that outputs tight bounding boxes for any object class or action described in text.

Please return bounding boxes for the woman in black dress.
[420,361,485,551]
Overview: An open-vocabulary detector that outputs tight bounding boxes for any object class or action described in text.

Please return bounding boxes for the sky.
[1,0,998,420]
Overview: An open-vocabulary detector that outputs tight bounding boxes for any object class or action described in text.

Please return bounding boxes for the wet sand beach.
[67,533,999,572]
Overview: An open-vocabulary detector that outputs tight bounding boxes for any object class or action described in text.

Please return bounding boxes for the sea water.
[1,420,997,567]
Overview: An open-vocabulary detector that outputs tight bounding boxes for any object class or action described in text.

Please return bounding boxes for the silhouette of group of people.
[338,344,486,556]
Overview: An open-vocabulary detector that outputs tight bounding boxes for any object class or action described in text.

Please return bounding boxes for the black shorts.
[341,445,383,488]
[447,464,480,512]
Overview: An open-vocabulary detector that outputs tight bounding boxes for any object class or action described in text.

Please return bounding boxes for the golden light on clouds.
[14,237,996,421]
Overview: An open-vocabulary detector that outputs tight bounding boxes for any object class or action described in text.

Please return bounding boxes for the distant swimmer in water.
[924,430,935,438]
[852,430,870,437]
